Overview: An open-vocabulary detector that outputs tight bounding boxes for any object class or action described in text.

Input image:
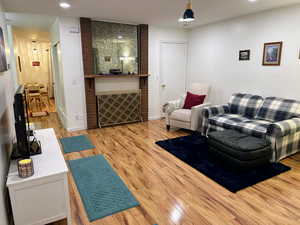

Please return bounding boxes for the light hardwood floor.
[38,113,300,225]
[28,98,56,117]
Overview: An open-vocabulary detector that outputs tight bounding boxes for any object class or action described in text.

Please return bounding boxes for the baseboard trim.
[56,107,67,128]
[66,126,87,132]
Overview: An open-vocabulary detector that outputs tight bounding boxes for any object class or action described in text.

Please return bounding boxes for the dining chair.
[40,85,50,107]
[27,85,42,112]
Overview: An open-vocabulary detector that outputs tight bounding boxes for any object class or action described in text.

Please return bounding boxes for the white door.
[160,42,187,114]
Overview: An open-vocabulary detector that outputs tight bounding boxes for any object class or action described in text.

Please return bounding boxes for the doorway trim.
[159,40,188,117]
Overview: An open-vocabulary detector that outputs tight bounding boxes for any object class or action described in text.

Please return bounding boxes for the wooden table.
[24,83,45,89]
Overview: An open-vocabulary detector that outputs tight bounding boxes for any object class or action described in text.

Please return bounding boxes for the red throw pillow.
[183,92,206,109]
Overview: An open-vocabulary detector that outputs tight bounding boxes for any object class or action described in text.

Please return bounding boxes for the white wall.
[149,26,188,119]
[0,2,17,225]
[50,18,68,128]
[6,25,19,91]
[188,5,300,105]
[50,17,87,131]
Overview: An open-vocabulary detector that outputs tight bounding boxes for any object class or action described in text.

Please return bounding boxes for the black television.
[12,85,30,159]
[12,85,42,159]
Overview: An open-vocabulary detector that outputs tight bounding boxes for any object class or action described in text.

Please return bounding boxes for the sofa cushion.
[229,93,264,118]
[234,120,272,138]
[256,97,300,122]
[209,114,249,130]
[169,109,191,122]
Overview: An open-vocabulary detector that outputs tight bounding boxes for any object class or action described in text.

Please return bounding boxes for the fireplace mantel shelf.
[85,74,150,79]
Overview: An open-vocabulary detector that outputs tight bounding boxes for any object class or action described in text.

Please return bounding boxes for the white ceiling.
[5,13,55,30]
[3,0,300,28]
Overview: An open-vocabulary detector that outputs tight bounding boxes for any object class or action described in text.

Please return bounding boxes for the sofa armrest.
[268,118,300,137]
[201,104,230,135]
[190,103,212,131]
[191,102,212,111]
[162,99,182,114]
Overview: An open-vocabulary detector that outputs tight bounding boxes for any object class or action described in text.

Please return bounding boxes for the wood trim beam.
[138,24,149,121]
[80,18,93,75]
[80,18,98,129]
[138,24,149,74]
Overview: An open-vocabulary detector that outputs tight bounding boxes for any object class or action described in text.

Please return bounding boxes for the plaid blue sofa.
[202,93,300,162]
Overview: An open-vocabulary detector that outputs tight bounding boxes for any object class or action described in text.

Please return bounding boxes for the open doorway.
[13,28,55,117]
[6,13,56,118]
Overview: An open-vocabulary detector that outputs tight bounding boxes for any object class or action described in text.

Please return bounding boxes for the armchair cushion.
[169,109,191,122]
[209,114,249,130]
[255,97,300,122]
[268,118,300,137]
[229,93,264,118]
[183,92,206,109]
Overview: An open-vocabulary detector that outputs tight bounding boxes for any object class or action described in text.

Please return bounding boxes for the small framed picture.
[239,50,250,61]
[0,27,7,72]
[262,41,283,66]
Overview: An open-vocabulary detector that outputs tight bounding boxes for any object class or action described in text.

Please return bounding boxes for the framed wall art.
[239,49,250,61]
[262,41,283,66]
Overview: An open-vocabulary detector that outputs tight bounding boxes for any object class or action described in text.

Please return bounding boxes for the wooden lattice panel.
[97,90,142,127]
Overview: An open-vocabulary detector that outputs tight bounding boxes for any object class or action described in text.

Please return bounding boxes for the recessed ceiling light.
[248,0,257,2]
[59,2,71,9]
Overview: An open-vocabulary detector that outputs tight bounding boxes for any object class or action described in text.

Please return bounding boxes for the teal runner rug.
[68,155,140,221]
[60,135,95,153]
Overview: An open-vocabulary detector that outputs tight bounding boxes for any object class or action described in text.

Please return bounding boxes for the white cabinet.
[7,128,71,225]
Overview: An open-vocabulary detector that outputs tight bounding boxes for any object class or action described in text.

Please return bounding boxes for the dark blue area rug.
[156,134,291,193]
[60,135,95,153]
[68,155,139,221]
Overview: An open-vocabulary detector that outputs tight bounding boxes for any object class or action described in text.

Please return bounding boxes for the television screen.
[13,85,30,158]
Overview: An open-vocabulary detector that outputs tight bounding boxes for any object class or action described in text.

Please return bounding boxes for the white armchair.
[163,83,211,132]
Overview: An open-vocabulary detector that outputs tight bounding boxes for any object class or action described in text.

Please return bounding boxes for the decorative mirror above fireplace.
[92,21,138,75]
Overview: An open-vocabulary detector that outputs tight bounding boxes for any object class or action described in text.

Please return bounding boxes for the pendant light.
[179,0,195,23]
